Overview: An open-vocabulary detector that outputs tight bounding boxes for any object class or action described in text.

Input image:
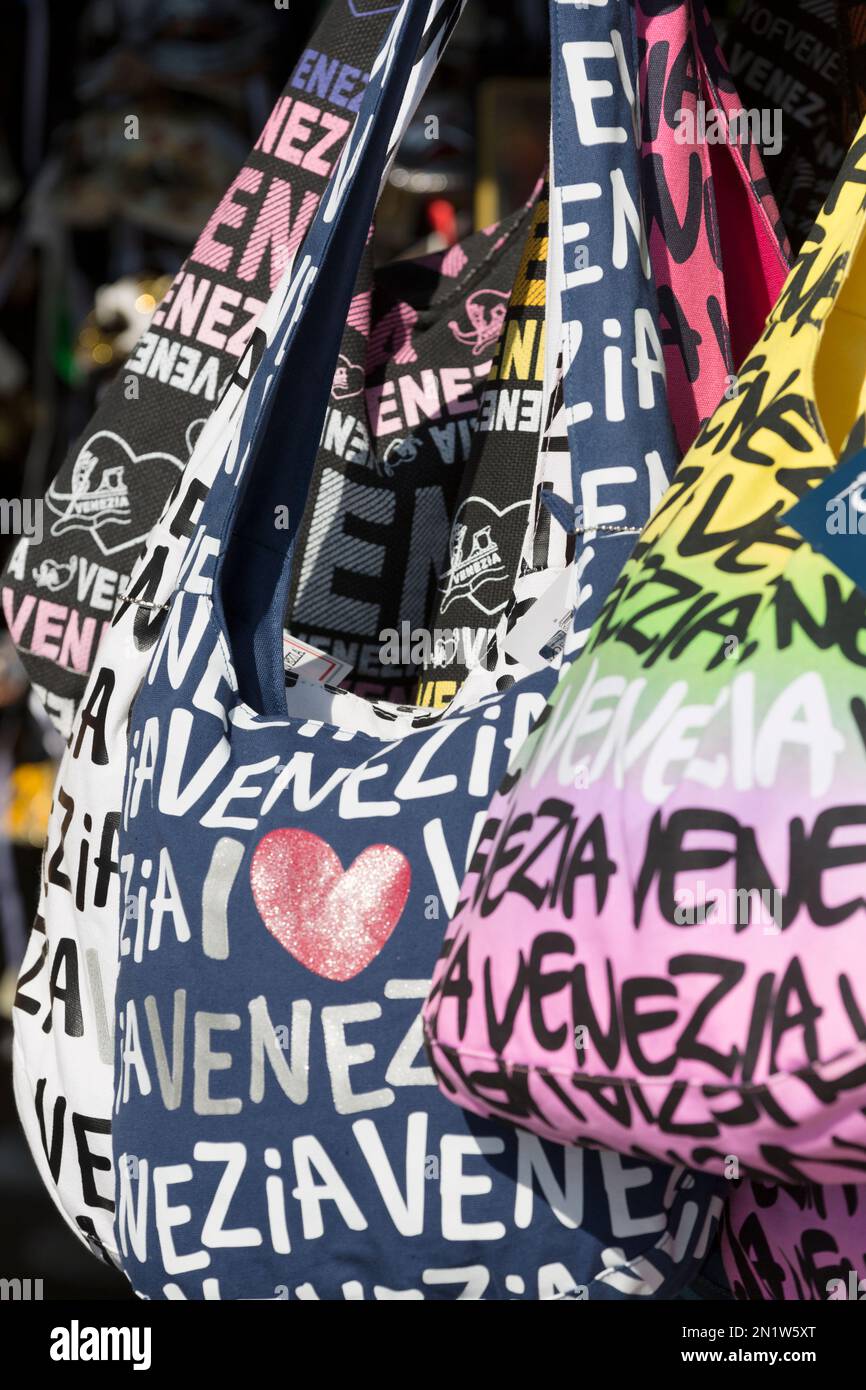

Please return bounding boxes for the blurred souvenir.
[74,272,172,375]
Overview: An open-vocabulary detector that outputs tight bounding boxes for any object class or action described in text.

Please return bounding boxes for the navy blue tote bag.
[107,0,723,1300]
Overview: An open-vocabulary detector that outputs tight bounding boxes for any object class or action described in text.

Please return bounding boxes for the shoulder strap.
[422,0,682,693]
[185,0,467,715]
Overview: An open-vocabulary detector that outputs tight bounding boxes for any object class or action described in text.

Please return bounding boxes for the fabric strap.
[190,1,466,715]
[420,0,693,694]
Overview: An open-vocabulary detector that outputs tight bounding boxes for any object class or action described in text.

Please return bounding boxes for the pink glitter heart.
[250,829,411,981]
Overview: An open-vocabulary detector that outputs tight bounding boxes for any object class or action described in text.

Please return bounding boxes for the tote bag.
[9,0,469,1276]
[416,0,790,701]
[424,120,866,1199]
[1,0,397,732]
[14,0,726,1299]
[109,0,727,1302]
[3,1,789,730]
[0,0,526,730]
[723,0,865,252]
[723,1175,866,1302]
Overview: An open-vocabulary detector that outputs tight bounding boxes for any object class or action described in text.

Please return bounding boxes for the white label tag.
[502,568,573,670]
[282,633,353,687]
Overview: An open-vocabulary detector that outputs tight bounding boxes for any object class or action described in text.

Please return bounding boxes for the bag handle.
[191,0,466,716]
[197,0,684,716]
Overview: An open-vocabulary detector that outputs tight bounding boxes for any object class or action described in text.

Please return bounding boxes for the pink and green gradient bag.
[424,121,866,1275]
